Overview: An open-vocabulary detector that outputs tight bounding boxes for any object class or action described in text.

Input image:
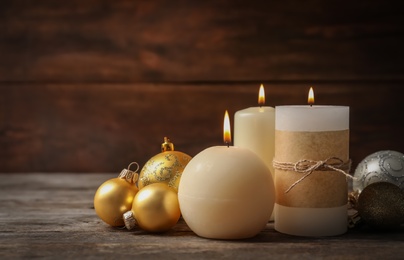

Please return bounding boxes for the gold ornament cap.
[123,210,138,230]
[161,137,174,152]
[118,162,140,184]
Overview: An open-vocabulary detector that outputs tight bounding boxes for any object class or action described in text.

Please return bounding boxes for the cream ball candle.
[178,110,275,239]
[273,87,350,236]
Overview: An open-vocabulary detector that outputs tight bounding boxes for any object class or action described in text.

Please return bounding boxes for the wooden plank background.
[1,0,404,172]
[1,0,404,82]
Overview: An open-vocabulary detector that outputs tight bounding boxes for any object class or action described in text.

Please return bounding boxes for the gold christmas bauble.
[138,137,192,192]
[131,183,181,232]
[357,182,404,230]
[94,164,139,227]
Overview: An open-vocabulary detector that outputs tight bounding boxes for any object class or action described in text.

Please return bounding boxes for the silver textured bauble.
[353,150,404,192]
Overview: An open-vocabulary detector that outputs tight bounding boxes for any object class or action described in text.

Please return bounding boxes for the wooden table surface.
[1,173,403,259]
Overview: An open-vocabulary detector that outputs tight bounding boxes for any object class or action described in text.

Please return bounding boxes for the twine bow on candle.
[273,157,354,193]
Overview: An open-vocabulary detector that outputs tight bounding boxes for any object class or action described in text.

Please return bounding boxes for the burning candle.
[273,87,350,236]
[178,110,275,239]
[234,84,275,176]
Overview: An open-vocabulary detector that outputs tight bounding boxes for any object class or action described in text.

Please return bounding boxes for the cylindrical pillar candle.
[234,84,275,176]
[234,84,275,221]
[274,105,350,236]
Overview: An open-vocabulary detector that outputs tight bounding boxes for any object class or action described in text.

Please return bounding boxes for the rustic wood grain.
[1,0,404,173]
[1,82,403,173]
[0,0,403,82]
[0,173,403,259]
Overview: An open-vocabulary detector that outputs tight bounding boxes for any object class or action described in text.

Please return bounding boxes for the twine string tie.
[273,157,354,193]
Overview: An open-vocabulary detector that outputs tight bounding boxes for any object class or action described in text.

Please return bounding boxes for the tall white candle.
[234,84,275,176]
[274,88,350,236]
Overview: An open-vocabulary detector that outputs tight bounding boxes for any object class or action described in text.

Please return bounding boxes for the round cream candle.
[274,88,350,236]
[234,84,275,176]
[178,111,275,239]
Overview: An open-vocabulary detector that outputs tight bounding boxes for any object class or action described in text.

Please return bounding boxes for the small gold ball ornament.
[123,183,181,232]
[138,137,192,192]
[94,162,139,227]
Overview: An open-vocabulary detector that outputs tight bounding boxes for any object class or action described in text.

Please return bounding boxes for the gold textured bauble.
[94,165,139,227]
[357,182,404,230]
[131,183,180,232]
[138,137,192,192]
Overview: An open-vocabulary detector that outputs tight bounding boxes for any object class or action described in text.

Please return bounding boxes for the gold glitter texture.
[138,151,192,192]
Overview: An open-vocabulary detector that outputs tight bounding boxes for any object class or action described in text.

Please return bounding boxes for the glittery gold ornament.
[94,162,139,227]
[357,182,404,230]
[138,137,192,192]
[123,183,180,232]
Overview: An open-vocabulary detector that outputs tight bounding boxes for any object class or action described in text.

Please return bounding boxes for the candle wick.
[225,142,230,148]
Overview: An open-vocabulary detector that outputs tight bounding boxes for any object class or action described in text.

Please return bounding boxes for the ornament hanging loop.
[127,162,140,173]
[119,162,140,184]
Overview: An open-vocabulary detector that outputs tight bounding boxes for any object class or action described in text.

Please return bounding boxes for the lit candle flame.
[258,84,265,106]
[308,87,315,106]
[223,110,231,146]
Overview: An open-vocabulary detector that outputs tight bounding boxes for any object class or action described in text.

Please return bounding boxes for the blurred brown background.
[1,0,403,173]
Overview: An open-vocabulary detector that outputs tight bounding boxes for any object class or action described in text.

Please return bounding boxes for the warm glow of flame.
[258,84,265,106]
[308,87,315,105]
[223,110,231,145]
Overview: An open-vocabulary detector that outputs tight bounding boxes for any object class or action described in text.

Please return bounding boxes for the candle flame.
[223,110,231,145]
[258,84,265,106]
[308,87,315,106]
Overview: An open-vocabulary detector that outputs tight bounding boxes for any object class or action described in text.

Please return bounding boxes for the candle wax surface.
[275,105,349,132]
[178,146,275,239]
[234,106,275,174]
